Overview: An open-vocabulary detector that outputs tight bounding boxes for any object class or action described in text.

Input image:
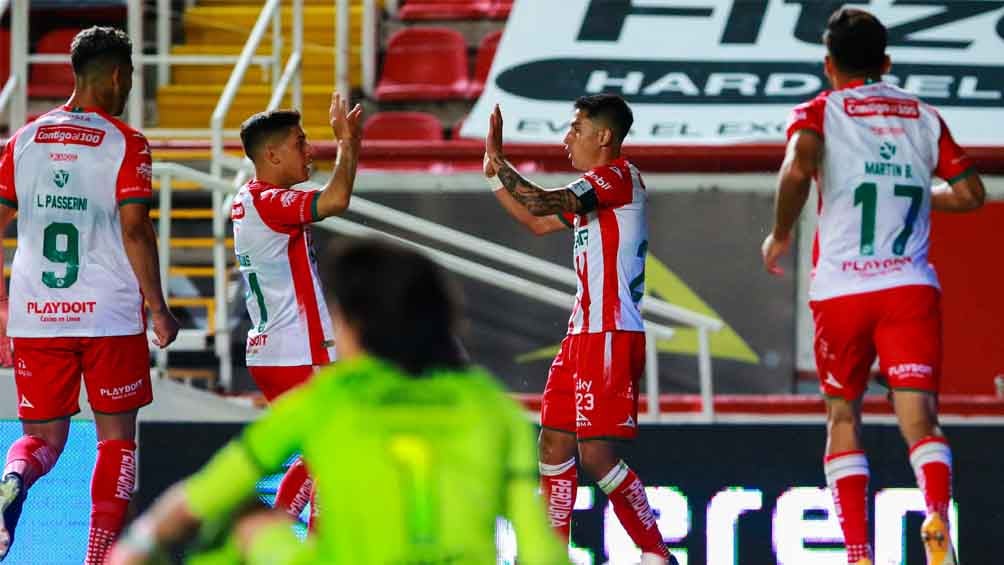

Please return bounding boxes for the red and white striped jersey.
[232,179,336,366]
[560,157,648,335]
[787,81,973,301]
[0,105,153,337]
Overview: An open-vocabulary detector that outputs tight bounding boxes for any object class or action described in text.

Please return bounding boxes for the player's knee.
[576,441,618,479]
[538,429,576,464]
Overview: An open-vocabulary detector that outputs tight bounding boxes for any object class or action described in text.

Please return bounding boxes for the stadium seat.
[487,0,512,20]
[398,0,490,21]
[30,28,78,98]
[467,30,501,99]
[0,29,9,84]
[362,111,444,141]
[375,27,470,101]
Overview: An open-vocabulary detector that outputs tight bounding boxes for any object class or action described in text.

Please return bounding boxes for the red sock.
[824,450,871,564]
[598,461,668,558]
[308,485,320,533]
[539,458,577,544]
[909,436,952,520]
[274,458,313,519]
[85,439,136,565]
[4,435,59,489]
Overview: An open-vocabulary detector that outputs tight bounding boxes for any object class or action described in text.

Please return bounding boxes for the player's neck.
[832,72,883,90]
[254,169,294,188]
[65,88,116,116]
[581,148,621,171]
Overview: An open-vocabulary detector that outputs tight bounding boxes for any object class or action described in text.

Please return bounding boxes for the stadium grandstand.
[0,0,1002,563]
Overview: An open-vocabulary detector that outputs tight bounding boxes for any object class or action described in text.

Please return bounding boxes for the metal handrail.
[153,161,721,420]
[208,0,303,394]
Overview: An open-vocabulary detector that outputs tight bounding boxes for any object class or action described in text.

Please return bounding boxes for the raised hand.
[485,104,505,162]
[329,91,364,143]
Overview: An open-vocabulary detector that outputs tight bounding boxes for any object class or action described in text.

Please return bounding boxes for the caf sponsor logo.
[100,378,145,399]
[48,152,78,162]
[34,124,105,146]
[53,169,70,188]
[27,300,97,314]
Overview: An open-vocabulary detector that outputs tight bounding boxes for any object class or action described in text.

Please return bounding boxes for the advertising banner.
[0,420,96,564]
[139,422,1002,565]
[460,0,1004,145]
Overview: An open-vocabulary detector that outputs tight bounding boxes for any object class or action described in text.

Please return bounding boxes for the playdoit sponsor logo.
[101,378,145,400]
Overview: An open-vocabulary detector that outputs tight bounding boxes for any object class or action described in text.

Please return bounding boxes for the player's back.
[793,82,972,301]
[301,360,534,564]
[0,106,152,337]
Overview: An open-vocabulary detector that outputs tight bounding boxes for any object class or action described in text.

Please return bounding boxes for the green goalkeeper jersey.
[185,355,566,565]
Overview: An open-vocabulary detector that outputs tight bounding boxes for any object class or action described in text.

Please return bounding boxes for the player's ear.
[598,126,613,148]
[881,54,891,75]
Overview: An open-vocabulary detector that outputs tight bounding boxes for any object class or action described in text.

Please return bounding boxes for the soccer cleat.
[0,473,25,562]
[922,513,958,565]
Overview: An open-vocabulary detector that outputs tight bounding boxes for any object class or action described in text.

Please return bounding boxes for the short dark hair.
[574,94,633,143]
[239,110,302,161]
[322,238,466,376]
[70,26,132,77]
[824,8,887,75]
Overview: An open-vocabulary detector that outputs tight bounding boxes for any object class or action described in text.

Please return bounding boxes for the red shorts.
[248,365,315,402]
[810,285,942,401]
[12,334,151,421]
[541,331,644,441]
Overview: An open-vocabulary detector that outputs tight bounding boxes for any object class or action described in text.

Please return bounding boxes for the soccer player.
[484,97,674,564]
[0,26,180,564]
[761,8,984,565]
[232,94,362,526]
[106,238,568,565]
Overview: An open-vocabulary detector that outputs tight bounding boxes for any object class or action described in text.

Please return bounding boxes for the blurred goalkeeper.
[107,238,567,565]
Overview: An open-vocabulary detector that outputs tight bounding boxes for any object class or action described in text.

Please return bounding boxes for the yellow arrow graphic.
[516,255,759,364]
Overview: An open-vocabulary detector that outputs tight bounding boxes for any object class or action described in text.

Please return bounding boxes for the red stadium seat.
[487,0,513,20]
[0,29,9,84]
[467,30,501,99]
[375,27,470,101]
[30,28,78,98]
[399,0,490,21]
[362,111,444,141]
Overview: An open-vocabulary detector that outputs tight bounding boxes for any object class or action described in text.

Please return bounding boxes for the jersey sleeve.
[184,379,322,523]
[556,212,575,228]
[0,136,18,209]
[116,130,153,206]
[502,398,567,564]
[254,188,321,227]
[566,163,633,212]
[786,94,827,141]
[933,114,974,183]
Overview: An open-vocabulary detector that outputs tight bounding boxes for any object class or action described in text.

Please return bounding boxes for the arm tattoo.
[493,157,581,216]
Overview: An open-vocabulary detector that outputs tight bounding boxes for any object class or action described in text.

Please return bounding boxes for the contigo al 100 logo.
[34,125,105,147]
[495,1,1004,107]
